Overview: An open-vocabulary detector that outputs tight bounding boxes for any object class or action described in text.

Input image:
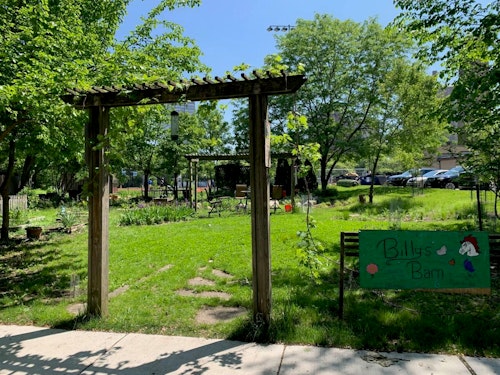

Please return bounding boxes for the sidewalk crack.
[276,345,287,374]
[79,332,130,374]
[458,355,477,375]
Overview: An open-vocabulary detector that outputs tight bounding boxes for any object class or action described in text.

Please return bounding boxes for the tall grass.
[118,204,194,225]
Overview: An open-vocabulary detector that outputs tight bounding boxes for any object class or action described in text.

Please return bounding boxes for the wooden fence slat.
[0,195,28,212]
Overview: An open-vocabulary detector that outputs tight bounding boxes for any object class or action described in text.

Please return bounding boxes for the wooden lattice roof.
[184,152,294,161]
[62,70,306,109]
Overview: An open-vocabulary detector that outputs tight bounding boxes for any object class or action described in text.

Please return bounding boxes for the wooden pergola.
[62,71,306,325]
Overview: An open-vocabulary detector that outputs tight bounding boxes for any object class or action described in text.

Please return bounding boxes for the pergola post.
[249,94,272,325]
[188,158,199,210]
[188,159,193,208]
[194,159,199,210]
[86,105,110,316]
[290,157,297,210]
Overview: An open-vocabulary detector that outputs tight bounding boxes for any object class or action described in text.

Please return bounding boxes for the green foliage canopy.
[266,15,437,190]
[394,0,500,210]
[0,0,205,238]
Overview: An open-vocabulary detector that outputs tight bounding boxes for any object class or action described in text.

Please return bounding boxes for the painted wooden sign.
[359,230,490,292]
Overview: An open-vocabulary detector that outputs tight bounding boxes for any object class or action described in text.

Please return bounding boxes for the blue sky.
[118,0,401,76]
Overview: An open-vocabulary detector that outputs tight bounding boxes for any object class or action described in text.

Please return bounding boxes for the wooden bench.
[339,232,360,319]
[208,196,231,217]
[153,197,174,205]
[208,199,223,217]
[338,231,500,319]
[489,233,500,270]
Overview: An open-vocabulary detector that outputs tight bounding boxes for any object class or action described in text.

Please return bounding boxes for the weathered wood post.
[194,159,199,210]
[249,94,272,325]
[290,157,296,210]
[86,105,110,316]
[188,158,193,208]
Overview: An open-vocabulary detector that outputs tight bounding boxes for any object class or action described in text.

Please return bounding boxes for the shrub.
[58,207,78,230]
[19,187,40,209]
[10,209,27,226]
[313,187,339,204]
[336,179,359,187]
[313,187,339,198]
[119,204,194,226]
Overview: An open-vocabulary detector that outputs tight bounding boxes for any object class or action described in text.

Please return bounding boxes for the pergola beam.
[63,74,306,109]
[184,152,293,161]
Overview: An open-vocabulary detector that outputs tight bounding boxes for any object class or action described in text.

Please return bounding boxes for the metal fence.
[0,195,28,212]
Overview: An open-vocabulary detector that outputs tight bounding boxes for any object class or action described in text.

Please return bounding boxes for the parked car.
[406,169,448,188]
[387,168,436,187]
[335,172,359,181]
[457,172,493,190]
[359,174,388,185]
[425,166,465,189]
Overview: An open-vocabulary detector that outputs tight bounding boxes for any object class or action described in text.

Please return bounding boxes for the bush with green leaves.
[9,209,27,226]
[19,188,40,209]
[313,187,339,203]
[119,204,194,226]
[56,204,87,232]
[337,179,359,187]
[58,207,78,230]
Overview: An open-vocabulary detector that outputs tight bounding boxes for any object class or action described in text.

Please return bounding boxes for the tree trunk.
[320,157,328,191]
[495,190,499,219]
[143,170,150,200]
[369,149,382,204]
[1,192,10,241]
[0,137,16,241]
[173,171,179,200]
[19,155,35,193]
[495,174,500,219]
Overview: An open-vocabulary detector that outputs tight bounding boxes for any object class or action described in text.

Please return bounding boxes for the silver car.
[406,169,448,188]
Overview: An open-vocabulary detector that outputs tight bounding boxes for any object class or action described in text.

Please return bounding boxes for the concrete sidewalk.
[1,325,499,374]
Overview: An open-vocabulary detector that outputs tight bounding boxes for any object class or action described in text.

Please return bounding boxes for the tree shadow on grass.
[342,283,500,356]
[343,195,425,217]
[227,266,340,344]
[0,236,86,309]
[227,262,500,356]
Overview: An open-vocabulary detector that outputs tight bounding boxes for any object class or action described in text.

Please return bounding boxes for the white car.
[406,169,448,188]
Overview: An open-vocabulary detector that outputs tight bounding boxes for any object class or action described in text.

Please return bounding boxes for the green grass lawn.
[0,186,498,356]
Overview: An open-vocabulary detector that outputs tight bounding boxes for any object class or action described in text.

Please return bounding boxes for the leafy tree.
[272,112,323,278]
[0,0,123,240]
[194,102,232,194]
[159,110,210,199]
[230,99,251,154]
[394,1,500,213]
[0,0,204,240]
[361,60,446,202]
[113,106,171,200]
[111,101,231,201]
[195,102,232,155]
[393,0,497,72]
[266,15,421,190]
